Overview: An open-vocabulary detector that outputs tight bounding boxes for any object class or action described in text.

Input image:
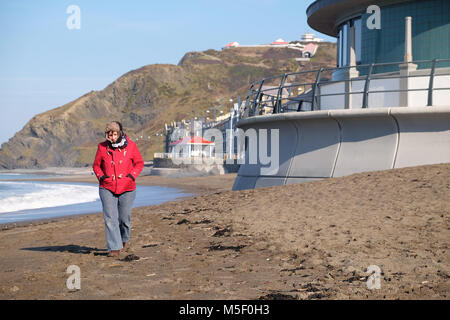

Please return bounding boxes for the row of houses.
[154,103,241,162]
[223,32,323,58]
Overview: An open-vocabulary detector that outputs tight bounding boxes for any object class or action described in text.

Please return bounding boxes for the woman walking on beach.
[93,121,144,257]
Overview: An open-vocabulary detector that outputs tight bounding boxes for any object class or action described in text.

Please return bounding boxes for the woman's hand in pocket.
[99,175,110,183]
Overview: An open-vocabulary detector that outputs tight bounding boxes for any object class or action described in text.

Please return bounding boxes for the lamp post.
[228,97,237,160]
[155,132,163,152]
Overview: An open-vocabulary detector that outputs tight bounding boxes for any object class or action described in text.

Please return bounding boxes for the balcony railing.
[240,58,450,119]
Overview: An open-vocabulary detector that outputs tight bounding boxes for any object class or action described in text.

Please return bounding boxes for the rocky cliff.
[0,43,337,169]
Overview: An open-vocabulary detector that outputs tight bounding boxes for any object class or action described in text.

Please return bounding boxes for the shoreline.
[0,172,238,230]
[14,171,238,195]
[0,166,95,176]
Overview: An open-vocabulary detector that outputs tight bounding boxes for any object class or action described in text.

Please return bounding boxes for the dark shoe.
[107,250,120,257]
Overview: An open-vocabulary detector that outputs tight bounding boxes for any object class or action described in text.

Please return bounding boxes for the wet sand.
[0,165,449,300]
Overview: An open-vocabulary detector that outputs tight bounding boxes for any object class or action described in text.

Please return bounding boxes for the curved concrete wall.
[290,118,340,178]
[331,109,399,177]
[392,107,450,168]
[232,175,256,191]
[236,120,297,178]
[233,106,450,191]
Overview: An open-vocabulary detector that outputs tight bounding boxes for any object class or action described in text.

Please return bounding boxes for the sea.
[0,173,191,224]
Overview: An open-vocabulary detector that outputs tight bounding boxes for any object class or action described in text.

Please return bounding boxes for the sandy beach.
[0,164,449,300]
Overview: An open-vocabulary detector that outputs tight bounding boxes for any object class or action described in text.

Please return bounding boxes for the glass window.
[359,0,450,72]
[354,18,362,64]
[337,18,363,67]
[342,23,348,66]
[338,29,342,66]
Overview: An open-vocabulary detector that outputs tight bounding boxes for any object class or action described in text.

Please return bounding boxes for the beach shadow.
[21,244,108,256]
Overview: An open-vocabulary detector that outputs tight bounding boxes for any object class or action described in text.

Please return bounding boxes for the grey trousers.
[99,187,136,251]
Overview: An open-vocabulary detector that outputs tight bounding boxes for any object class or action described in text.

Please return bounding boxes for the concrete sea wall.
[232,106,450,190]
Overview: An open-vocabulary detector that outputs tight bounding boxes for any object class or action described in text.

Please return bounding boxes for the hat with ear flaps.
[105,121,121,134]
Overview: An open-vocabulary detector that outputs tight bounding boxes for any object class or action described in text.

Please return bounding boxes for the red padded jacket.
[92,136,144,194]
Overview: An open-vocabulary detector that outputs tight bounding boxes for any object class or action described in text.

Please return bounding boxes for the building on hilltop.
[223,41,240,49]
[222,38,305,50]
[300,32,323,43]
[271,38,289,46]
[221,38,318,57]
[301,42,319,58]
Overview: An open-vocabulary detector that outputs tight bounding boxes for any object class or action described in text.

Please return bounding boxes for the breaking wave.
[0,181,99,213]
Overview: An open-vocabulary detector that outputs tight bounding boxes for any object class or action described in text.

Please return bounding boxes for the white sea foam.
[0,182,99,213]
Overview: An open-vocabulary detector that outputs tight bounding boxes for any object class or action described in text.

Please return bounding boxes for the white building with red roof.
[302,42,319,57]
[222,41,240,49]
[169,136,215,158]
[271,38,289,46]
[222,37,311,53]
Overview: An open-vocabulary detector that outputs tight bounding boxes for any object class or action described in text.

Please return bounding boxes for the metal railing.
[240,58,450,118]
[153,152,242,161]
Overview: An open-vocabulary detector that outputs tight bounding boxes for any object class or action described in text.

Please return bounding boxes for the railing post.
[362,63,374,109]
[242,83,254,118]
[427,59,437,107]
[248,81,264,116]
[274,74,287,114]
[311,68,323,111]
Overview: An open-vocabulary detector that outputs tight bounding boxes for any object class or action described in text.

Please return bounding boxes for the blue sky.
[0,0,335,145]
